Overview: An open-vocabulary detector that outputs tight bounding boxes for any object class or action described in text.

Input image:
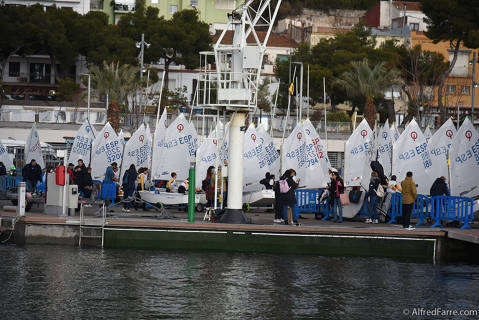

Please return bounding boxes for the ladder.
[79,203,106,247]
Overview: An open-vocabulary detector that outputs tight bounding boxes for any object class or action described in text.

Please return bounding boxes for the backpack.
[375,184,385,198]
[279,179,290,193]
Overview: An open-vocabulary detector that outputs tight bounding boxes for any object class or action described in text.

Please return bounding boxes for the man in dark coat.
[73,159,88,193]
[430,176,449,197]
[122,164,137,212]
[22,159,42,192]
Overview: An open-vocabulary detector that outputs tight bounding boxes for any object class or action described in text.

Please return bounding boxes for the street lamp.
[80,73,91,122]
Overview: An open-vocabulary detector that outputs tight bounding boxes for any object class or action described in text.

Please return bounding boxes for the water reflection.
[1,246,478,319]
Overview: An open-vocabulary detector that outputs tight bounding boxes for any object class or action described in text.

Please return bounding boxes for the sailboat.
[449,118,479,198]
[242,123,280,207]
[428,118,456,183]
[119,123,152,182]
[68,120,97,166]
[374,120,393,177]
[344,119,373,188]
[25,123,45,168]
[392,119,433,194]
[90,123,123,180]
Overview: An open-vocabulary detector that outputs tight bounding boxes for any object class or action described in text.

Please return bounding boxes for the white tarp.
[389,123,400,142]
[68,120,97,166]
[302,119,331,177]
[257,125,280,178]
[156,113,198,180]
[243,124,280,186]
[375,120,393,177]
[282,123,328,188]
[151,109,168,180]
[120,124,152,181]
[195,123,223,189]
[450,118,479,198]
[392,119,432,194]
[428,118,456,183]
[25,123,45,168]
[0,140,13,169]
[424,127,433,143]
[344,119,373,187]
[91,123,122,180]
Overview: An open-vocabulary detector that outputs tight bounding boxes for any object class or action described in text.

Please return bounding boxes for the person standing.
[74,159,87,193]
[272,173,286,223]
[366,171,381,224]
[0,162,6,176]
[329,172,344,223]
[122,164,137,213]
[387,175,402,194]
[260,172,274,190]
[22,159,42,192]
[430,176,449,197]
[204,166,215,207]
[401,171,417,230]
[281,169,300,226]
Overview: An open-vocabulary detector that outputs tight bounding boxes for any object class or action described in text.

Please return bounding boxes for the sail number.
[350,142,370,155]
[398,142,432,169]
[455,138,479,165]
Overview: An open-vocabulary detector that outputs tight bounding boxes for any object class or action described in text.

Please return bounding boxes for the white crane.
[197,0,282,222]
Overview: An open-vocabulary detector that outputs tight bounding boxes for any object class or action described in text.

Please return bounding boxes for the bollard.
[187,162,196,222]
[18,181,26,217]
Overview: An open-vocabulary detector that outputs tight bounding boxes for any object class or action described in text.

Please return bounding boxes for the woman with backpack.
[122,164,137,213]
[279,169,300,226]
[327,172,344,223]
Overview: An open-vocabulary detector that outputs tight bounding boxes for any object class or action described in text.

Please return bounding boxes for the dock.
[1,207,478,264]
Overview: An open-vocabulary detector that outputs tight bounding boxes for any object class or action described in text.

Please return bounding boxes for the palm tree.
[335,59,401,129]
[89,61,137,132]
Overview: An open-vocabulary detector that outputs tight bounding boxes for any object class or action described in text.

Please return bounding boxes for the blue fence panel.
[0,176,23,192]
[411,194,431,226]
[295,189,323,214]
[388,193,403,224]
[431,196,474,230]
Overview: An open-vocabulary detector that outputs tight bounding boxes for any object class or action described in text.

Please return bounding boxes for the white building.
[2,0,91,14]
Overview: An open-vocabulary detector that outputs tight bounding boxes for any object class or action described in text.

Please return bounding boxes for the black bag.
[349,189,362,203]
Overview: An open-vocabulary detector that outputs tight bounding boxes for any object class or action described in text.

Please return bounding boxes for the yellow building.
[412,31,479,124]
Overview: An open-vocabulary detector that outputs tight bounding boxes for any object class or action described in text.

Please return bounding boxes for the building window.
[410,23,419,31]
[8,62,20,77]
[169,5,177,14]
[29,63,51,83]
[461,85,471,95]
[151,0,158,4]
[190,0,198,6]
[447,85,456,94]
[215,0,235,10]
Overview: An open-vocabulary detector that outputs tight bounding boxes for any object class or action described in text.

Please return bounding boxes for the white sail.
[450,118,479,198]
[302,119,331,176]
[156,113,198,180]
[120,124,152,181]
[257,124,280,178]
[195,123,223,189]
[375,120,393,177]
[344,119,373,187]
[389,122,400,142]
[151,109,168,180]
[282,122,328,188]
[220,121,231,163]
[68,120,97,166]
[25,123,45,168]
[0,140,13,169]
[424,126,433,143]
[428,118,456,183]
[243,124,280,185]
[392,119,432,194]
[91,123,122,180]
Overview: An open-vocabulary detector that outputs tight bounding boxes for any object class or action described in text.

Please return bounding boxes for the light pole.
[136,33,150,127]
[470,51,478,124]
[80,73,91,122]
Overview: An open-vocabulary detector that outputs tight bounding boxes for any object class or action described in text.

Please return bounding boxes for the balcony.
[114,3,135,12]
[90,0,103,10]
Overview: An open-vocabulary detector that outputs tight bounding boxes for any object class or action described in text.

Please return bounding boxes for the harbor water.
[1,245,479,319]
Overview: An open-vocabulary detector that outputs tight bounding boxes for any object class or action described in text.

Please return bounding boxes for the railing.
[295,189,324,214]
[0,176,23,193]
[388,193,474,229]
[431,196,474,230]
